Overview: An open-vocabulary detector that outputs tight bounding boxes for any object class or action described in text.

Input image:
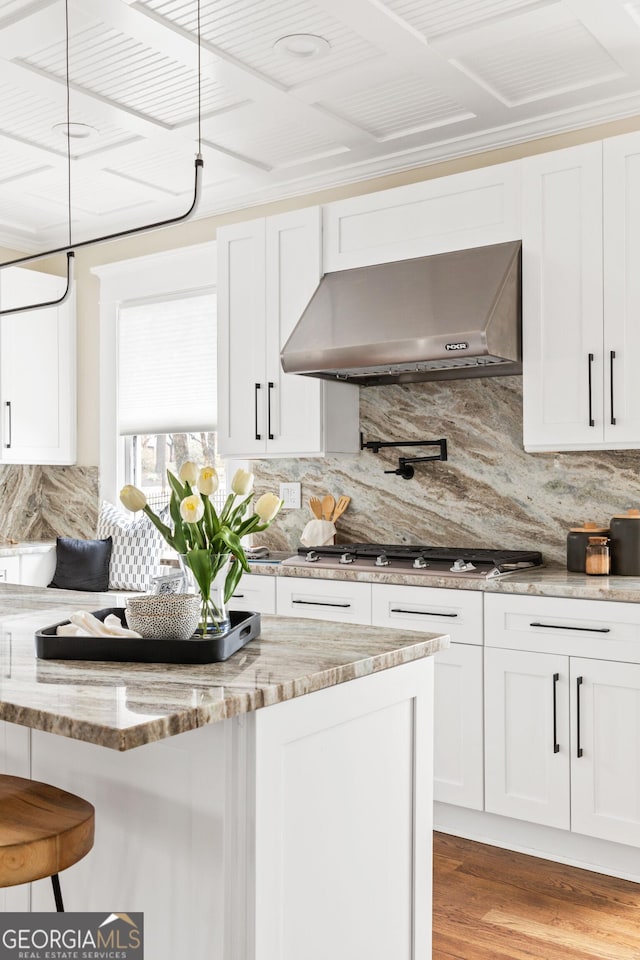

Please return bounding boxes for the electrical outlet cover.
[279,482,301,510]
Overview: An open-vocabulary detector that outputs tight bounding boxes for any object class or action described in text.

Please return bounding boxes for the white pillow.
[97,501,165,592]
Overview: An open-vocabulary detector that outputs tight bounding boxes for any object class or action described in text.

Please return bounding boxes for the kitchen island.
[0,583,447,960]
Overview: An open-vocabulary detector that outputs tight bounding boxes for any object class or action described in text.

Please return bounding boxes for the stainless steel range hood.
[280,240,521,385]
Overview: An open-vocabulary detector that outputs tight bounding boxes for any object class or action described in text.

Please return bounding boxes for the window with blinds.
[118,291,216,436]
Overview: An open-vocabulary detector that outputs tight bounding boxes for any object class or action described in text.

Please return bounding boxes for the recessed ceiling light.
[273,34,331,59]
[52,122,97,140]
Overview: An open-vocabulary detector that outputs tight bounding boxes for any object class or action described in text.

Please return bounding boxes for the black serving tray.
[35,608,261,664]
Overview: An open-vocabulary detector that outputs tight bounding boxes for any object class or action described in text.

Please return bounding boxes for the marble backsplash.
[0,465,99,541]
[252,377,640,566]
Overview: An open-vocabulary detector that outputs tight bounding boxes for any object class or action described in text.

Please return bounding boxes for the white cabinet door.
[0,267,76,464]
[434,643,484,810]
[522,143,604,451]
[265,208,358,456]
[571,658,640,848]
[217,219,267,457]
[485,648,570,829]
[603,131,640,445]
[229,573,276,615]
[324,161,521,271]
[0,556,20,584]
[218,212,358,458]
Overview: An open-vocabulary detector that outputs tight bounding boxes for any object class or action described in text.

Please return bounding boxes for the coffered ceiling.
[1,0,640,252]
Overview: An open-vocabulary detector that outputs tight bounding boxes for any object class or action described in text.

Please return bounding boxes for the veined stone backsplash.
[252,377,640,566]
[0,465,99,541]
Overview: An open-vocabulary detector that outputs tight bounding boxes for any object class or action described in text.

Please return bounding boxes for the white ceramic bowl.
[125,593,201,641]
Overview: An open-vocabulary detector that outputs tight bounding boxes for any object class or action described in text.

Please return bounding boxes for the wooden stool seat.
[0,774,94,889]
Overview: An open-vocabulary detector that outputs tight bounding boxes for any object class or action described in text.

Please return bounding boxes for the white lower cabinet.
[276,576,371,625]
[484,648,570,829]
[372,584,484,810]
[485,593,640,848]
[0,556,20,584]
[229,573,276,615]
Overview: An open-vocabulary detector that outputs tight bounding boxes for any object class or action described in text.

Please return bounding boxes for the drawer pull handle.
[292,599,351,609]
[391,608,458,618]
[588,352,595,427]
[576,675,584,758]
[552,672,560,754]
[232,594,245,599]
[254,383,262,441]
[529,622,610,634]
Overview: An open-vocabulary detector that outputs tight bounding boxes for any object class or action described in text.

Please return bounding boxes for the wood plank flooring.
[433,833,640,960]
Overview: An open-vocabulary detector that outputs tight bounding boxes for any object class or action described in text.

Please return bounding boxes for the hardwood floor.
[433,833,640,960]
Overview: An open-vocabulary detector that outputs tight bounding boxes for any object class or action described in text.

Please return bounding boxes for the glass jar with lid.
[585,536,610,576]
[567,522,609,573]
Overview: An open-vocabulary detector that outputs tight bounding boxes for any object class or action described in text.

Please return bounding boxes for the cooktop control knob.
[305,550,320,562]
[339,552,355,564]
[375,553,390,567]
[413,556,428,569]
[451,558,476,572]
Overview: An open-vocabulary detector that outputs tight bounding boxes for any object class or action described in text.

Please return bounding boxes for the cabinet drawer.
[485,593,640,662]
[276,577,371,624]
[229,574,276,615]
[372,585,483,644]
[0,556,20,584]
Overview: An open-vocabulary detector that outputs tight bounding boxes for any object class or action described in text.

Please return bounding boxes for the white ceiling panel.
[21,19,243,126]
[318,74,474,140]
[138,0,382,88]
[1,0,640,250]
[450,16,625,106]
[211,118,347,168]
[0,80,136,156]
[378,0,554,40]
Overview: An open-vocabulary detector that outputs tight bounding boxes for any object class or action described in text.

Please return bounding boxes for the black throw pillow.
[48,536,113,592]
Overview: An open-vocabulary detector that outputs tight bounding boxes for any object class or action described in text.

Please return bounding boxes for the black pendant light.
[0,0,205,316]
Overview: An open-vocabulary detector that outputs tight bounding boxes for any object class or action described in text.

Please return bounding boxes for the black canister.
[609,509,640,575]
[567,522,609,573]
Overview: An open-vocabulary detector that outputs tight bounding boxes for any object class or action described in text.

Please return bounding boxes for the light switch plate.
[279,482,301,510]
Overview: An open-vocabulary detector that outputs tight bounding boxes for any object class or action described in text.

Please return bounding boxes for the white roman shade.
[118,292,216,436]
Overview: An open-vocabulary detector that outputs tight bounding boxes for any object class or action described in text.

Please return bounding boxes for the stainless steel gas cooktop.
[282,544,543,579]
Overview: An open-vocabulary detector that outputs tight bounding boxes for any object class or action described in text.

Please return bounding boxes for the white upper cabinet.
[523,132,640,451]
[217,208,358,459]
[0,266,76,464]
[324,161,521,272]
[603,131,640,445]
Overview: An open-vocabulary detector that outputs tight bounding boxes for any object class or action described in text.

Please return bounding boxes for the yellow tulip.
[254,492,282,523]
[179,461,199,484]
[180,494,204,524]
[231,468,254,496]
[197,466,219,496]
[120,484,147,512]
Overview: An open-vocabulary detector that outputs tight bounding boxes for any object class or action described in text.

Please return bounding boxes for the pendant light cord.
[197,0,202,155]
[65,0,72,247]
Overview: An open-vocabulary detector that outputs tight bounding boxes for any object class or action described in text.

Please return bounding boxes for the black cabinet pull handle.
[588,353,595,427]
[530,621,610,634]
[4,401,10,449]
[267,381,274,440]
[254,383,261,441]
[553,672,560,754]
[292,599,351,608]
[391,608,458,617]
[576,675,584,758]
[232,594,245,599]
[610,350,616,425]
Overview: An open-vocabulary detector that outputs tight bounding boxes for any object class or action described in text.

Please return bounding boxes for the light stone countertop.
[0,540,55,557]
[248,556,640,603]
[0,583,447,752]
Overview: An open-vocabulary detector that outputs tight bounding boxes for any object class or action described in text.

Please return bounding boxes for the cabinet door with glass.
[0,267,76,464]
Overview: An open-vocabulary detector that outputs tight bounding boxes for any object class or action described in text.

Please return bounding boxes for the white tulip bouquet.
[120,463,282,635]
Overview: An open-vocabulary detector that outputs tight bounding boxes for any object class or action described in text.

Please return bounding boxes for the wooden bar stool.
[0,775,95,911]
